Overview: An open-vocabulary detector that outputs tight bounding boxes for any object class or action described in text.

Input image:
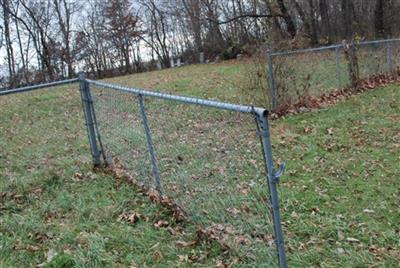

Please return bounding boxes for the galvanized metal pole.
[79,73,101,167]
[138,94,162,194]
[256,111,287,268]
[335,47,341,88]
[86,83,107,165]
[387,41,394,72]
[266,50,277,111]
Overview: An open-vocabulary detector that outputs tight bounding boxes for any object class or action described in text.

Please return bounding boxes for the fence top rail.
[269,38,400,57]
[0,78,79,96]
[359,39,400,46]
[86,79,267,116]
[270,44,342,57]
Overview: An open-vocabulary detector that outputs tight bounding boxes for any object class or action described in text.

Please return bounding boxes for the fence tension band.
[274,162,286,183]
[256,128,286,182]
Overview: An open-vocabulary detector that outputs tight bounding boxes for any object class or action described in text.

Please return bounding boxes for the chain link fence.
[266,39,400,110]
[87,79,287,267]
[0,77,289,267]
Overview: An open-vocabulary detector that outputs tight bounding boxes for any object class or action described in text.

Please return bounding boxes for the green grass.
[273,85,400,266]
[1,62,399,267]
[0,86,239,267]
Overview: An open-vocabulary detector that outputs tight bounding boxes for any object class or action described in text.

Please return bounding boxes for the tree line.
[1,0,399,88]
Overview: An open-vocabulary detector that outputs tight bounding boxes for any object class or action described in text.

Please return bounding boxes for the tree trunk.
[2,0,16,86]
[374,0,384,38]
[343,41,360,90]
[294,0,318,45]
[277,0,296,38]
[341,0,353,39]
[182,0,203,54]
[319,0,332,43]
[308,0,318,45]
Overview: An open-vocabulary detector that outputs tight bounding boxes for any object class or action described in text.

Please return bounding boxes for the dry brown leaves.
[118,210,146,225]
[102,158,187,223]
[196,223,242,251]
[271,72,400,119]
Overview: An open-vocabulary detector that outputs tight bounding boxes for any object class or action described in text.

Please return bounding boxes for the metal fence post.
[138,94,162,194]
[335,46,341,88]
[266,50,277,111]
[387,41,394,72]
[255,110,287,268]
[79,72,101,167]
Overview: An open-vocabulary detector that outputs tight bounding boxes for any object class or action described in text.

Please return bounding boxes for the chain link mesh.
[357,42,389,78]
[268,39,400,109]
[391,40,400,71]
[271,48,345,106]
[90,84,278,266]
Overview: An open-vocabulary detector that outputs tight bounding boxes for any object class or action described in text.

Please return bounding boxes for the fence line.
[87,76,287,267]
[86,79,266,115]
[266,38,400,110]
[0,75,288,267]
[0,78,78,96]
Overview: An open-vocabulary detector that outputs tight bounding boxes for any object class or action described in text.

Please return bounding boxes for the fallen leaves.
[304,126,313,134]
[73,172,84,181]
[234,235,249,245]
[118,210,143,225]
[346,237,361,243]
[106,159,187,223]
[154,220,169,228]
[363,208,375,214]
[73,171,97,182]
[26,245,41,252]
[270,71,400,119]
[175,240,196,248]
[37,249,58,267]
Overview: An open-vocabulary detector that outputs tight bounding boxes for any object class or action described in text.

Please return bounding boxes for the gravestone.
[199,52,205,63]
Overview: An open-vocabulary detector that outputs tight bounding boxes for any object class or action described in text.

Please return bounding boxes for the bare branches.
[208,13,282,25]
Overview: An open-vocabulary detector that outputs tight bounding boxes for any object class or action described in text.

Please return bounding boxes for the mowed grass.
[1,61,399,267]
[272,85,400,266]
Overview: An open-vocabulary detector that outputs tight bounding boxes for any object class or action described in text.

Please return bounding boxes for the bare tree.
[1,0,16,86]
[105,0,141,74]
[53,0,78,77]
[139,0,171,67]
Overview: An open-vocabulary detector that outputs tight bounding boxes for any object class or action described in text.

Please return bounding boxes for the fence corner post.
[255,109,287,268]
[266,50,277,111]
[79,72,101,167]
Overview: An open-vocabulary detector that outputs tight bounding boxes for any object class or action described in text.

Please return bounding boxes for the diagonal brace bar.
[79,73,102,167]
[138,94,162,194]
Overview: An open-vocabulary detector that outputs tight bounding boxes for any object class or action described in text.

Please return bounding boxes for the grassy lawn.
[1,62,399,267]
[273,85,400,267]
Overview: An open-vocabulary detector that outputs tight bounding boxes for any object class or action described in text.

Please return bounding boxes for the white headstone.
[199,52,205,63]
[170,59,175,68]
[177,58,181,67]
[156,61,162,70]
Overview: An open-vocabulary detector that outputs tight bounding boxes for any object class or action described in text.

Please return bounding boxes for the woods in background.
[1,0,399,88]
